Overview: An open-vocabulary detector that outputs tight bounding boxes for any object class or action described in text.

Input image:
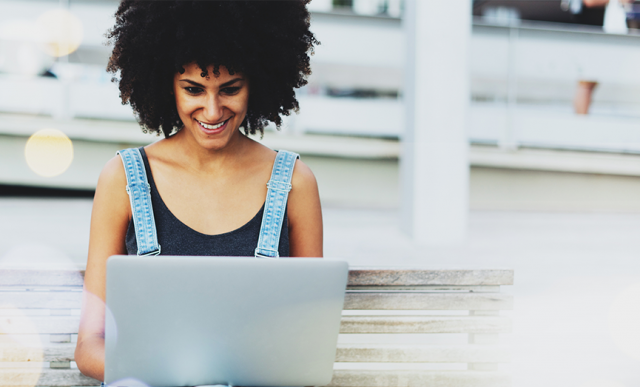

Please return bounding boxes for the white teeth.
[198,119,226,130]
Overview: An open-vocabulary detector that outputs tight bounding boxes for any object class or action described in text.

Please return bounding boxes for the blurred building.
[2,0,640,211]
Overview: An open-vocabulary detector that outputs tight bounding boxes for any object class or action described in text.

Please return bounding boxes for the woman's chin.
[194,128,241,151]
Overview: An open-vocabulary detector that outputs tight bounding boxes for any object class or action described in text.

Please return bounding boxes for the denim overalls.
[100,148,299,387]
[116,147,299,258]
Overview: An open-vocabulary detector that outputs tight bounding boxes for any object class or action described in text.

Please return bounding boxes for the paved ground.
[1,198,639,387]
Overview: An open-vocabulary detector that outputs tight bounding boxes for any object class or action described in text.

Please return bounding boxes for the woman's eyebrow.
[179,79,206,88]
[219,78,244,88]
[178,77,243,88]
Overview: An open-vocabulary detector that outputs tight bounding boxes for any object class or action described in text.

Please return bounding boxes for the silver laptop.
[104,256,349,387]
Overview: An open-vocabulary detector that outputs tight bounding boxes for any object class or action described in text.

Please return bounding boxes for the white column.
[400,0,470,245]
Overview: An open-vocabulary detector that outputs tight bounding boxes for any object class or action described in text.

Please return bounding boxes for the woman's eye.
[222,87,241,95]
[185,87,203,94]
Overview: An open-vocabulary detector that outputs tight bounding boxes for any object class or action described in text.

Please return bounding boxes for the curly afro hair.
[106,0,318,138]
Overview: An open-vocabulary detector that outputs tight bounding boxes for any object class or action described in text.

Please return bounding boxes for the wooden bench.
[0,267,513,387]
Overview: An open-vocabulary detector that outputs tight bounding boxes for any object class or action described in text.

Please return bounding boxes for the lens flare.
[24,129,73,178]
[0,304,43,387]
[0,246,79,387]
[608,283,640,362]
[36,9,83,58]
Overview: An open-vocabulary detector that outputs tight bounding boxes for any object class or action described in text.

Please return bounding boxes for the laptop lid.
[104,256,348,387]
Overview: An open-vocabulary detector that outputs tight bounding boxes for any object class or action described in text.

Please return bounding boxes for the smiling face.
[172,63,249,150]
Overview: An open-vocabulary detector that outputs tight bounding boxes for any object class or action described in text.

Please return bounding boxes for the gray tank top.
[125,148,290,256]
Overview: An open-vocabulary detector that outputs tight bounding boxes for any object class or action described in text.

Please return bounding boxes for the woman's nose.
[202,94,224,122]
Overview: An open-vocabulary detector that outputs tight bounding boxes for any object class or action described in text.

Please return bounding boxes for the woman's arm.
[75,156,131,381]
[287,160,323,257]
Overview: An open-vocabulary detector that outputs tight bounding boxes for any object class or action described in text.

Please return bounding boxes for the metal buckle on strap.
[254,247,279,259]
[125,183,152,194]
[266,181,292,193]
[139,245,161,256]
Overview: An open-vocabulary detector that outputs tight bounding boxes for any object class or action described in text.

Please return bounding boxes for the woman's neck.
[169,127,250,176]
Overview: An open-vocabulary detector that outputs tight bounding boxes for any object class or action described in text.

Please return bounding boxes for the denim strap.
[117,148,161,256]
[255,150,299,258]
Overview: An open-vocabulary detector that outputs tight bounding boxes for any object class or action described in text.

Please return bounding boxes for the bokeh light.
[608,283,640,362]
[36,9,83,58]
[24,129,74,178]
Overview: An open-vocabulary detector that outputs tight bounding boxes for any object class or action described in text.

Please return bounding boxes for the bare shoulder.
[291,159,318,194]
[287,157,321,218]
[99,155,126,185]
[94,155,130,220]
[287,157,322,257]
[244,136,317,191]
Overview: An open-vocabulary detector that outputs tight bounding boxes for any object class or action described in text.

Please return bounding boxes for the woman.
[75,0,322,381]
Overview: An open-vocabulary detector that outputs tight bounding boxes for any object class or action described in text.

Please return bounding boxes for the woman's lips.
[196,118,229,135]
